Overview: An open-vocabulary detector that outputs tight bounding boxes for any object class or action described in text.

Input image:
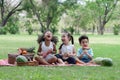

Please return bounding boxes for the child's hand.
[37,52,43,56]
[47,49,53,54]
[38,52,47,58]
[63,53,69,57]
[83,50,88,54]
[67,53,74,57]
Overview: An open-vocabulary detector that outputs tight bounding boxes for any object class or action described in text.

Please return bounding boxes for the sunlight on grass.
[0,34,120,80]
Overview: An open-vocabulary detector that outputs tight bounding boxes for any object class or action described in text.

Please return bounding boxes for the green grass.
[0,34,120,80]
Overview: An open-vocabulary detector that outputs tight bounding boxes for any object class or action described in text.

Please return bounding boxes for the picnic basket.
[8,53,34,64]
[17,61,38,66]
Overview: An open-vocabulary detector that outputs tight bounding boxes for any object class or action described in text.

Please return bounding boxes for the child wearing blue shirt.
[77,35,93,63]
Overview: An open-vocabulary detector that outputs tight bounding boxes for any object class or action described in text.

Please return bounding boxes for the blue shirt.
[77,48,93,59]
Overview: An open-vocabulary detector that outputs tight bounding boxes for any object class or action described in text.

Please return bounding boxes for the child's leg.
[45,54,58,64]
[57,58,65,64]
[47,56,57,64]
[66,57,76,64]
[86,60,99,65]
[75,58,85,64]
[35,56,49,65]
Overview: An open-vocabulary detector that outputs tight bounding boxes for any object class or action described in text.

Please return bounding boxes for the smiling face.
[44,31,52,41]
[80,39,89,48]
[61,33,70,45]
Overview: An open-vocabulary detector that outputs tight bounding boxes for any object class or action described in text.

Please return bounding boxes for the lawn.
[0,34,120,80]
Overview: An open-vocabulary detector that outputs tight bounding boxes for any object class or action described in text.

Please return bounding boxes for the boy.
[77,35,93,63]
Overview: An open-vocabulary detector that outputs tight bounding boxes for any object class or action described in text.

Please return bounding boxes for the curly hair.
[37,30,58,44]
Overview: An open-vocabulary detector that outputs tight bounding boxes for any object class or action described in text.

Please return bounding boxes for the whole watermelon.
[93,57,104,65]
[101,58,113,66]
[16,55,28,62]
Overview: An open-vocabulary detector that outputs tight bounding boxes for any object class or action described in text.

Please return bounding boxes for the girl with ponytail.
[55,31,84,64]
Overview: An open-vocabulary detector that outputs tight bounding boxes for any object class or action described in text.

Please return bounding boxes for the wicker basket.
[17,61,38,66]
[22,53,34,61]
[8,54,19,64]
[8,53,34,64]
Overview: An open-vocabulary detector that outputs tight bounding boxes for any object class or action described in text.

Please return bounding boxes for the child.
[35,30,59,65]
[55,31,84,64]
[77,35,93,63]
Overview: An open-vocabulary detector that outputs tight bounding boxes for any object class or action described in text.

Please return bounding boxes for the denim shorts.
[80,58,92,63]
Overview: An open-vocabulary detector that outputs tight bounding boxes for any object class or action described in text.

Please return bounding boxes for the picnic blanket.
[0,59,99,66]
[0,59,14,66]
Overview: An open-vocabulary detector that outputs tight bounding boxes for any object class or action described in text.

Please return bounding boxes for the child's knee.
[52,56,58,62]
[48,57,57,64]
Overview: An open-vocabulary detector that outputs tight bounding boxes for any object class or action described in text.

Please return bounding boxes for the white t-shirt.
[41,42,54,53]
[60,44,74,55]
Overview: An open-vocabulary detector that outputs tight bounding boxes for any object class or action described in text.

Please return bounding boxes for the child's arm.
[73,47,76,56]
[77,49,84,59]
[37,43,43,56]
[78,53,84,59]
[52,43,57,54]
[68,47,76,57]
[37,43,47,57]
[84,53,92,59]
[84,49,93,59]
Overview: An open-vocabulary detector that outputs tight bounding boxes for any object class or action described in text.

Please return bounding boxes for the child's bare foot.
[76,62,86,66]
[85,63,100,66]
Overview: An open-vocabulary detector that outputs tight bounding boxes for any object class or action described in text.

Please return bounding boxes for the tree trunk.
[29,0,44,31]
[92,23,95,34]
[0,1,22,27]
[100,25,104,35]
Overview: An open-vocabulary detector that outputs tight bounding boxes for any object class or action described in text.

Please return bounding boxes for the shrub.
[27,27,33,35]
[50,26,58,34]
[113,24,120,35]
[67,26,75,35]
[0,27,7,35]
[63,26,75,35]
[8,25,19,34]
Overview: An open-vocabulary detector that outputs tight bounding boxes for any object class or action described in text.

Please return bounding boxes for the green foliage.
[0,0,23,27]
[27,27,33,35]
[85,0,118,35]
[50,25,58,34]
[28,0,62,32]
[22,0,33,12]
[67,26,75,35]
[24,20,33,35]
[66,3,91,32]
[8,25,19,34]
[5,16,20,34]
[0,27,7,35]
[113,24,120,35]
[40,26,46,33]
[25,47,35,53]
[22,0,34,18]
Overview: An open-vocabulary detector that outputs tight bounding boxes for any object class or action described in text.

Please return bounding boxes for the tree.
[86,0,118,35]
[0,0,23,27]
[25,0,64,33]
[23,0,78,33]
[65,3,91,34]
